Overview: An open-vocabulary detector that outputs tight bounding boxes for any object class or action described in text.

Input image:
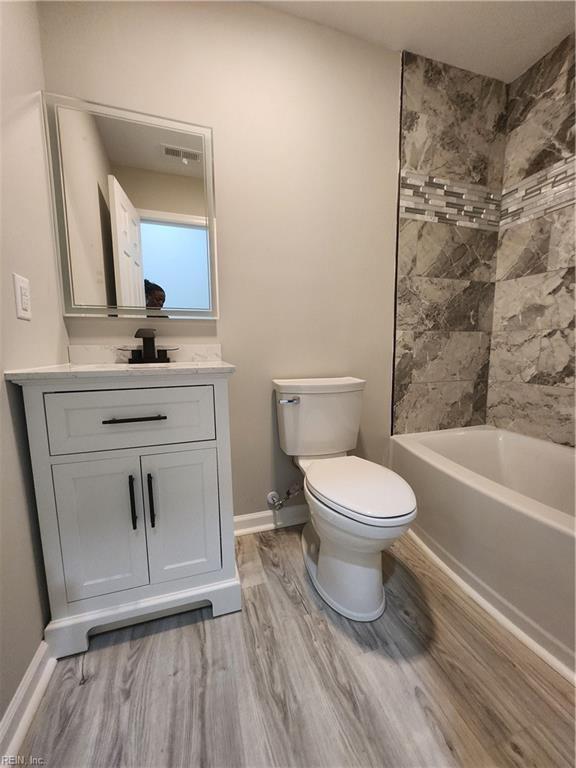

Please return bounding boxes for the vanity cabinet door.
[52,457,150,601]
[142,449,221,583]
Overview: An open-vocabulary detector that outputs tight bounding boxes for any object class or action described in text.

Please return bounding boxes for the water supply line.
[266,483,303,511]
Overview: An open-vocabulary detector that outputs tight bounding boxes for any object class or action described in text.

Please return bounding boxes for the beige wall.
[112,165,207,217]
[0,2,69,717]
[0,0,400,721]
[38,1,401,519]
[58,108,112,305]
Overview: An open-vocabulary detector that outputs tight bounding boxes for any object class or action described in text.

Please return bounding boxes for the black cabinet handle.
[147,473,156,528]
[102,415,167,425]
[128,474,137,530]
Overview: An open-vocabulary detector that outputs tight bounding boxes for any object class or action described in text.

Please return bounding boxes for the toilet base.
[301,522,385,622]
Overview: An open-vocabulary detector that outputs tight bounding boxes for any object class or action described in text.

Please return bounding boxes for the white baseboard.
[234,504,309,536]
[409,531,575,684]
[0,641,56,757]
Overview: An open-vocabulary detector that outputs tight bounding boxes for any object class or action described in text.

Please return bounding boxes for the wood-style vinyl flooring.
[20,527,574,767]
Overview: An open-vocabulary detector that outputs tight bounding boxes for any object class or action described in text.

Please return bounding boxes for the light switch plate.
[13,273,32,321]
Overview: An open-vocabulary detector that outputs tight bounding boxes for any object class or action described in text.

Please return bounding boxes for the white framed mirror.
[43,93,218,319]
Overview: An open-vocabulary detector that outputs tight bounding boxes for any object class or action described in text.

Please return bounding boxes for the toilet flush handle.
[278,396,300,405]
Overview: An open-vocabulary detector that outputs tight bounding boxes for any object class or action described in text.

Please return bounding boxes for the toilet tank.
[273,377,366,457]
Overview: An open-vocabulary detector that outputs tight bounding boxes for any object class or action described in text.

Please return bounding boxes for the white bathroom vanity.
[5,362,240,657]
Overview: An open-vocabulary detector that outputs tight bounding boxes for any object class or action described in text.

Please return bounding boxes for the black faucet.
[129,328,171,364]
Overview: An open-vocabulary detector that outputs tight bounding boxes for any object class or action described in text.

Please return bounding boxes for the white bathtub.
[390,425,575,678]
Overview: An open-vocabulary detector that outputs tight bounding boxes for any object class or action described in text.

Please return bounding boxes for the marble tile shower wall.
[394,52,506,434]
[394,36,575,445]
[487,35,575,446]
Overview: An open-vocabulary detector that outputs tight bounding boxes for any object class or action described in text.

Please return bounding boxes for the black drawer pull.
[147,473,156,528]
[102,415,168,425]
[128,474,137,530]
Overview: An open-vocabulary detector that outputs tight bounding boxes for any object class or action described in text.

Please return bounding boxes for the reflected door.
[108,174,145,307]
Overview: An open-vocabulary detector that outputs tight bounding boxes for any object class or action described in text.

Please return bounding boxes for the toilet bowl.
[300,455,416,620]
[273,377,417,622]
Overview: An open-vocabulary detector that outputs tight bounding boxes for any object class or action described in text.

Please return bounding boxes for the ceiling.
[94,114,205,179]
[265,1,575,82]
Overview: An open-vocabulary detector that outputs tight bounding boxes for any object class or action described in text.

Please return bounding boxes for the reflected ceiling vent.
[162,144,202,165]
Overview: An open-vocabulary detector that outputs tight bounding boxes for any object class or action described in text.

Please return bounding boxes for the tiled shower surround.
[487,34,575,446]
[393,35,575,445]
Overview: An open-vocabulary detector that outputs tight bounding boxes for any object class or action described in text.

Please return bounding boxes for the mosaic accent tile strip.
[399,172,501,231]
[500,155,575,230]
[400,155,575,233]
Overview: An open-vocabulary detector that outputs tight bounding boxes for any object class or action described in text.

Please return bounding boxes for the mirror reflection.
[45,96,217,318]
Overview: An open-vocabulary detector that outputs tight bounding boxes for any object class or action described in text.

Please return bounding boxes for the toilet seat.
[304,456,416,528]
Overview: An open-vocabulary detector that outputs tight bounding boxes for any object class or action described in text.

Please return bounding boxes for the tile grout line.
[398,265,573,284]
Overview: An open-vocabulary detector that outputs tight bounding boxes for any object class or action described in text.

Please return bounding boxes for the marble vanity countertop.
[4,360,236,382]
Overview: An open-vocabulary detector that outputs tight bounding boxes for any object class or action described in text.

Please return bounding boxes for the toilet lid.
[305,456,416,522]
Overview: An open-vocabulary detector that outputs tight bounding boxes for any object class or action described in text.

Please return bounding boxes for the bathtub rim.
[390,425,574,532]
[390,424,575,681]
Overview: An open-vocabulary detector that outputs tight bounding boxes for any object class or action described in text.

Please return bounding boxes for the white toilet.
[273,377,417,621]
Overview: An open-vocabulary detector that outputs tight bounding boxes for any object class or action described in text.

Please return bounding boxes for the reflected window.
[140,219,210,310]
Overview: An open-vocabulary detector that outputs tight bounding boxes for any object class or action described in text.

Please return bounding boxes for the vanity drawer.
[45,386,215,455]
